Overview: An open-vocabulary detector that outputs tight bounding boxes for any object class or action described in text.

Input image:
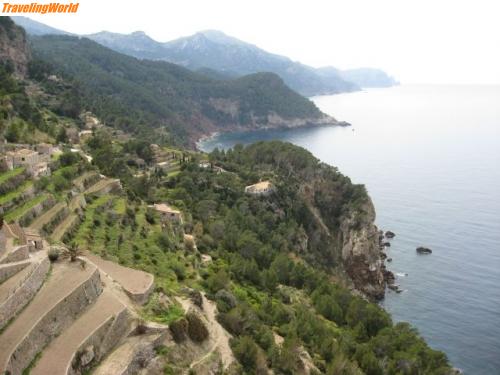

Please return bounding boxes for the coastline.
[195,120,351,152]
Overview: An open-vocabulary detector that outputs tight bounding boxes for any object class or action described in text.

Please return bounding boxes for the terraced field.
[0,181,33,206]
[50,213,79,242]
[0,167,25,185]
[29,201,67,231]
[3,193,51,223]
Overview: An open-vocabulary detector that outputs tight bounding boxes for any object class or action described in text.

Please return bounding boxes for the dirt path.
[177,294,235,370]
[29,202,66,231]
[51,213,78,242]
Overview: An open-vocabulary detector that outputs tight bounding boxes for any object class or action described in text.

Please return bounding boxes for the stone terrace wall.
[0,258,50,330]
[6,267,102,375]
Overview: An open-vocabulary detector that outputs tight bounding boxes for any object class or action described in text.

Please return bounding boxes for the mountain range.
[13,17,398,96]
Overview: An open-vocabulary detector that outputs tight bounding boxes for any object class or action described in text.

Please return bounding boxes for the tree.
[59,151,80,166]
[232,336,258,371]
[5,121,20,142]
[56,127,68,143]
[68,243,82,262]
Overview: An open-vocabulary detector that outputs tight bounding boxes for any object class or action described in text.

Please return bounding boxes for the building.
[155,161,170,172]
[35,143,54,156]
[23,228,44,250]
[5,148,40,169]
[244,181,275,196]
[152,203,182,224]
[78,130,93,143]
[0,221,43,256]
[28,162,51,178]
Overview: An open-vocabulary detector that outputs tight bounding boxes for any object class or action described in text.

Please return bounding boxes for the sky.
[22,0,500,84]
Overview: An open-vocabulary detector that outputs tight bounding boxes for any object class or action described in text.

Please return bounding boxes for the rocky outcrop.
[0,17,31,77]
[340,199,386,300]
[416,246,432,254]
[385,230,396,239]
[293,167,386,300]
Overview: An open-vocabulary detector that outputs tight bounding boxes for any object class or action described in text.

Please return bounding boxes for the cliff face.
[236,141,387,300]
[0,17,31,77]
[339,199,385,299]
[293,168,386,300]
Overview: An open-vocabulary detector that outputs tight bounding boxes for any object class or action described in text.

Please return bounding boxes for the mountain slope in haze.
[86,30,169,60]
[13,17,398,94]
[158,30,360,96]
[338,67,399,88]
[87,29,360,96]
[30,35,336,145]
[11,16,71,36]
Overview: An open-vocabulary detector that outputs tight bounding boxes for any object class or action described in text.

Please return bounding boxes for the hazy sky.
[25,0,500,84]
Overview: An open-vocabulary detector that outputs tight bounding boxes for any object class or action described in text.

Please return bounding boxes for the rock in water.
[385,230,396,239]
[416,246,432,254]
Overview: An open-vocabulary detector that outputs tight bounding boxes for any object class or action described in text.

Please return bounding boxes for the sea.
[199,85,500,374]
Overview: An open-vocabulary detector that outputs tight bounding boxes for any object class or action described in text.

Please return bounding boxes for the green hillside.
[29,35,327,145]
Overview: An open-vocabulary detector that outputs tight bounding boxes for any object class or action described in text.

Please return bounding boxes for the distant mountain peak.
[13,17,396,94]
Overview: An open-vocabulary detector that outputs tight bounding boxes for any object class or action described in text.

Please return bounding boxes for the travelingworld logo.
[2,1,79,14]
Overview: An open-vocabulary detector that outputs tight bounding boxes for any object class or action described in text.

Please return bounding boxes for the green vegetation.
[0,17,452,372]
[4,193,50,222]
[30,35,323,145]
[0,179,32,207]
[69,140,452,374]
[48,247,60,262]
[0,167,25,185]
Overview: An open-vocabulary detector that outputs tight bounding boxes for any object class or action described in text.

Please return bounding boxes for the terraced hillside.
[0,146,237,374]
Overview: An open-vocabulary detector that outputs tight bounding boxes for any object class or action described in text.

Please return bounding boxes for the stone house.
[152,203,182,224]
[5,148,40,169]
[35,143,54,156]
[28,162,51,178]
[244,181,275,196]
[0,221,43,256]
[78,130,93,143]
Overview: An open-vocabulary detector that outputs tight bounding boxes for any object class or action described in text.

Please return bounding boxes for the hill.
[338,67,399,88]
[0,17,30,77]
[0,18,453,374]
[11,16,71,36]
[158,30,359,96]
[30,35,336,146]
[14,17,400,94]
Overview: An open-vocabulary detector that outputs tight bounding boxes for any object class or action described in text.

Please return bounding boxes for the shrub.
[184,235,196,252]
[189,290,203,309]
[232,336,258,371]
[169,318,188,343]
[186,312,209,342]
[48,247,60,262]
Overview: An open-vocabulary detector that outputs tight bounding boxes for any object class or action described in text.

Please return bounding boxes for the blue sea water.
[199,85,500,374]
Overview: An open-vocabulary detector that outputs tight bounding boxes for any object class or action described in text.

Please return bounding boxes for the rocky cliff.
[238,141,387,300]
[297,175,386,300]
[339,199,386,299]
[0,17,31,77]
